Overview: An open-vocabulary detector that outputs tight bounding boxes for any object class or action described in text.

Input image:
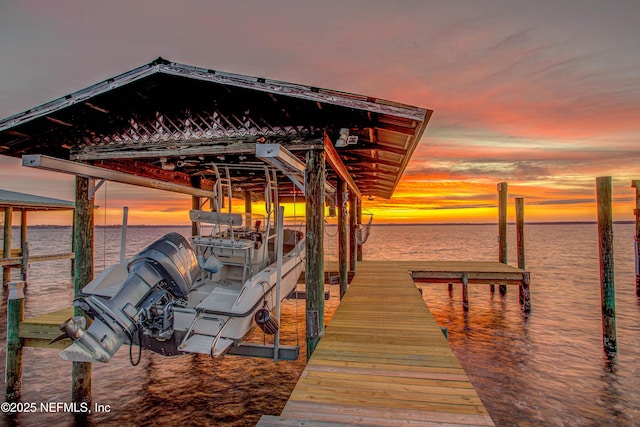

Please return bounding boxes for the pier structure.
[259,260,497,426]
[0,58,432,404]
[1,189,75,287]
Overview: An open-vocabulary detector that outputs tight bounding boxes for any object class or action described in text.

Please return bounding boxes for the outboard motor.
[58,233,200,363]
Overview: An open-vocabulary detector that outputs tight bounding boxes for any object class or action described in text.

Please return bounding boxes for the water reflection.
[2,224,640,426]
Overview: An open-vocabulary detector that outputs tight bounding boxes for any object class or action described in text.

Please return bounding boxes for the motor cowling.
[58,233,200,363]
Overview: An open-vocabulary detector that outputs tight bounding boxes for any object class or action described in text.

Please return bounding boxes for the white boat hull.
[58,228,305,362]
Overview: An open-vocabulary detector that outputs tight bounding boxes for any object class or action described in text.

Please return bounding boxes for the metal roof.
[0,58,432,200]
[0,189,74,211]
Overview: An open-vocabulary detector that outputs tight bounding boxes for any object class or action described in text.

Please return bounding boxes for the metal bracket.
[89,179,106,200]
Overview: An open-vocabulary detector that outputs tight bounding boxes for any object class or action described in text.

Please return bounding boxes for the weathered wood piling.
[337,179,348,299]
[596,176,616,356]
[72,176,94,408]
[632,180,640,297]
[516,196,531,312]
[305,148,325,359]
[2,206,12,286]
[5,280,24,402]
[497,182,508,295]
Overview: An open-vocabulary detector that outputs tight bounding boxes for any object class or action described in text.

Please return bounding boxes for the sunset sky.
[1,1,639,225]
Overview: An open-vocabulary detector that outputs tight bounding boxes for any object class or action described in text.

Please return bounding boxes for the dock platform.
[19,307,73,349]
[258,260,499,426]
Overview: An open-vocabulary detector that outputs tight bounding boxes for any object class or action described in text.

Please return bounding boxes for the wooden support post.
[597,176,617,356]
[20,211,27,248]
[3,206,13,287]
[245,190,253,223]
[498,182,508,295]
[5,280,24,402]
[191,196,200,236]
[349,192,358,274]
[356,198,363,261]
[632,180,640,297]
[20,211,28,284]
[462,273,469,311]
[338,180,348,299]
[191,176,202,236]
[73,176,94,408]
[21,241,29,285]
[516,197,525,302]
[305,148,325,359]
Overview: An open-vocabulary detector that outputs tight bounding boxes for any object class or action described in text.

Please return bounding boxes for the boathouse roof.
[0,189,74,211]
[0,58,432,200]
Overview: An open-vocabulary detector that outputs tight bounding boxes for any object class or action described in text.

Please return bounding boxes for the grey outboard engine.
[58,233,200,363]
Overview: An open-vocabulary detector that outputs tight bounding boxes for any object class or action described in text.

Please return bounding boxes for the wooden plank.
[268,260,495,426]
[19,307,73,343]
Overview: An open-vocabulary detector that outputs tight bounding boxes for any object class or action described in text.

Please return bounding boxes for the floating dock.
[258,260,511,426]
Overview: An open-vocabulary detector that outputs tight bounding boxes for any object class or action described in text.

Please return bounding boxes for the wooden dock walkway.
[258,260,500,426]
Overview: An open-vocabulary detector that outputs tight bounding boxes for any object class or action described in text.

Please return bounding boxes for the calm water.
[1,223,640,426]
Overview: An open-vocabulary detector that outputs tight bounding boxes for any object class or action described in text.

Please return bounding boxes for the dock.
[258,260,503,426]
[18,307,73,349]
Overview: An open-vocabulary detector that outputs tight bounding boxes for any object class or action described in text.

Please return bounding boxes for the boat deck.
[258,260,500,426]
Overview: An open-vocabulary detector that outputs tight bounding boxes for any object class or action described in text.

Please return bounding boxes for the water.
[2,223,640,426]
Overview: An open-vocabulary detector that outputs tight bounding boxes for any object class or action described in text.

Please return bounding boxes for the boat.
[56,168,305,363]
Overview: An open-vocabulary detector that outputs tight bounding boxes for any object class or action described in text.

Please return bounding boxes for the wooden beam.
[72,141,258,161]
[376,122,417,136]
[345,155,402,169]
[305,148,325,360]
[23,155,213,198]
[323,134,361,198]
[343,143,408,156]
[72,139,323,161]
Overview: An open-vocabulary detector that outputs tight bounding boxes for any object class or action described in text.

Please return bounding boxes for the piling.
[356,198,363,262]
[596,176,616,355]
[515,197,530,312]
[21,241,29,285]
[3,206,13,286]
[348,192,358,273]
[497,182,508,295]
[5,280,24,402]
[72,176,94,407]
[337,180,348,299]
[461,272,469,311]
[632,180,640,297]
[305,148,325,359]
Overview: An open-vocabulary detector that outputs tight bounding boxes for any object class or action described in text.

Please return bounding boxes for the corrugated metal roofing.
[0,189,74,211]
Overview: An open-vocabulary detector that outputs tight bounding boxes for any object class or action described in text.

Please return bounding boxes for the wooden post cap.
[8,281,25,300]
